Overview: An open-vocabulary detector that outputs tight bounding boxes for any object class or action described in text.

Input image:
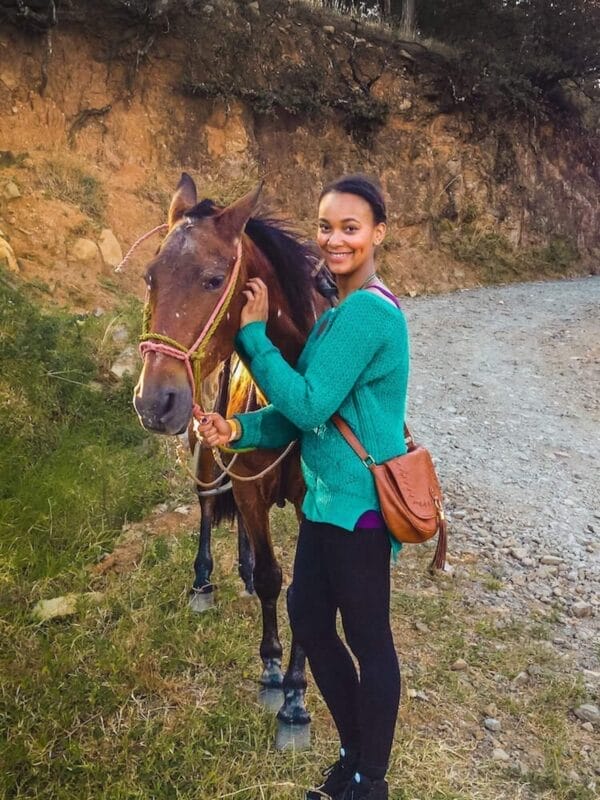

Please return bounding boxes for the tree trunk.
[399,0,416,40]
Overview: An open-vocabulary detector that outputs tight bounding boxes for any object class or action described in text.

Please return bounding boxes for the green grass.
[0,270,170,591]
[0,271,596,799]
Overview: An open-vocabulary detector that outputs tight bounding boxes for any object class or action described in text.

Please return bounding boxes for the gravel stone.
[484,717,502,732]
[406,278,600,671]
[574,704,600,725]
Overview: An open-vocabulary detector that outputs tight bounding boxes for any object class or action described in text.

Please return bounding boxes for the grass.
[0,272,596,799]
[435,217,581,284]
[37,157,106,222]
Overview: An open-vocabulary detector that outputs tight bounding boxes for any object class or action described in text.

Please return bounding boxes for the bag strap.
[332,414,415,464]
[331,413,447,573]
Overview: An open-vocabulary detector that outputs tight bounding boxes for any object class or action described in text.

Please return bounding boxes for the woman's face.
[317,191,386,279]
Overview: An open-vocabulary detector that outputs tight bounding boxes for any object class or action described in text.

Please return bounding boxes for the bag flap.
[383,447,442,521]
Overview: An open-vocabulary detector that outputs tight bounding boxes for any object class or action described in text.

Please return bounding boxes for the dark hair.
[319,173,387,224]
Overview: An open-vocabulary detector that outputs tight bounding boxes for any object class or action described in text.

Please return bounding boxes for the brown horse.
[133,173,333,741]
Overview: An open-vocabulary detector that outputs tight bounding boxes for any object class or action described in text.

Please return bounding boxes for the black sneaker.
[340,774,388,800]
[305,749,358,799]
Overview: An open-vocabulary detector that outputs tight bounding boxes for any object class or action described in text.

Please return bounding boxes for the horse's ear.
[215,183,263,244]
[168,173,198,228]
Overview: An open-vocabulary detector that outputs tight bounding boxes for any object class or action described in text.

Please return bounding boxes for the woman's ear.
[374,222,387,246]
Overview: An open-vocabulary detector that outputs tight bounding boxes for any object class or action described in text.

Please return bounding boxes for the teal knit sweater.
[233,289,410,532]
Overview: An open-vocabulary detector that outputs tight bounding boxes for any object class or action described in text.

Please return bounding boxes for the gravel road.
[404,276,599,668]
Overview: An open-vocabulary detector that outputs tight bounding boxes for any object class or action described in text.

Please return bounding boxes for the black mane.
[188,199,320,335]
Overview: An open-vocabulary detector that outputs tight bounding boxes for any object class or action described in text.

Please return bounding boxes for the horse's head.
[133,173,261,435]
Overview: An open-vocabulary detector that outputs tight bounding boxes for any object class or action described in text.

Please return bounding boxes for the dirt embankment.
[0,1,599,314]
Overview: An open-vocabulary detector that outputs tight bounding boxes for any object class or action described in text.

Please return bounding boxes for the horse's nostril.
[162,391,176,416]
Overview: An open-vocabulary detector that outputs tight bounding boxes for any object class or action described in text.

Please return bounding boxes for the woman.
[198,175,409,800]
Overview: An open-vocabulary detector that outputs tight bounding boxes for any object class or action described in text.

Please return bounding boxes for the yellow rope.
[139,256,241,409]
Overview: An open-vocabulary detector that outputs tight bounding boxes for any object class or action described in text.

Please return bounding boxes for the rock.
[540,555,563,565]
[581,722,594,732]
[484,717,502,732]
[512,671,529,686]
[510,547,528,562]
[2,180,21,200]
[111,324,130,345]
[109,346,138,380]
[572,601,593,618]
[492,748,510,762]
[414,621,429,633]
[323,25,335,34]
[451,658,468,671]
[69,237,100,264]
[98,229,123,269]
[33,592,103,621]
[93,307,106,317]
[0,234,19,272]
[174,505,192,515]
[574,704,600,725]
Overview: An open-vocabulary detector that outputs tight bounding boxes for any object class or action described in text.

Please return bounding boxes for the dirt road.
[405,276,599,667]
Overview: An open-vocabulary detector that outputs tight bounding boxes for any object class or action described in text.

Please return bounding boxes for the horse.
[132,173,334,745]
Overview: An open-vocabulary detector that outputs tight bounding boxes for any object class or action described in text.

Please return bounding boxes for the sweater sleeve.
[231,404,300,450]
[234,293,390,431]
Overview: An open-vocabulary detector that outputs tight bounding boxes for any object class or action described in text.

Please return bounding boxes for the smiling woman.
[198,174,408,800]
[316,176,388,301]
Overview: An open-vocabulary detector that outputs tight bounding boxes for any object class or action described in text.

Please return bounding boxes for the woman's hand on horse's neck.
[244,250,306,365]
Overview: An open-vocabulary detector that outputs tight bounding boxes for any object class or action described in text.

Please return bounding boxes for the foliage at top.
[2,0,598,122]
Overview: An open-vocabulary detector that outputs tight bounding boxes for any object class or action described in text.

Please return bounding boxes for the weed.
[37,158,106,221]
[436,217,581,283]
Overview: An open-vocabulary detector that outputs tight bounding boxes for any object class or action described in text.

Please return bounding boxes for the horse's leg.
[189,446,219,613]
[276,489,310,745]
[189,490,216,612]
[237,511,255,596]
[252,527,284,690]
[276,638,311,749]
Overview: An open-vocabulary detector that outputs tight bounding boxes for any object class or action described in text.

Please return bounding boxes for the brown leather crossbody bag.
[332,415,447,572]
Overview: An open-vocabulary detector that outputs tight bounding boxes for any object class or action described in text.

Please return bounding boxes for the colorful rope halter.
[139,240,244,420]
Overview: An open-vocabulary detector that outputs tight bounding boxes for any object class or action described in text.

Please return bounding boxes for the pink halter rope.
[139,241,244,420]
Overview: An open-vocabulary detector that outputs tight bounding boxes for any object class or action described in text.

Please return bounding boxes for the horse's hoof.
[275,721,311,751]
[258,686,285,713]
[277,689,311,726]
[188,588,215,613]
[260,658,283,689]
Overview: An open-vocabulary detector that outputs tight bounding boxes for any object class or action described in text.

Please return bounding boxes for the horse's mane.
[188,199,319,335]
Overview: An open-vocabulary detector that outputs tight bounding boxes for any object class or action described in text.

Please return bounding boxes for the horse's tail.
[212,485,237,528]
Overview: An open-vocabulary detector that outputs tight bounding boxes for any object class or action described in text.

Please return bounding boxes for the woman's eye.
[345,226,358,233]
[203,275,225,291]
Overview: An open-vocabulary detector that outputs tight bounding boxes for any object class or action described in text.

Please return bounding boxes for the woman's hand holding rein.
[195,413,240,447]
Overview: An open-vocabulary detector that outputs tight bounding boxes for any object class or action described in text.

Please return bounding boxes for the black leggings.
[287,518,400,780]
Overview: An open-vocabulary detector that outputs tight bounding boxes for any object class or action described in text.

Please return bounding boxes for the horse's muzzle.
[133,381,193,435]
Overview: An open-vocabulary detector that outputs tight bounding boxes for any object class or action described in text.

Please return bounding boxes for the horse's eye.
[203,275,225,291]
